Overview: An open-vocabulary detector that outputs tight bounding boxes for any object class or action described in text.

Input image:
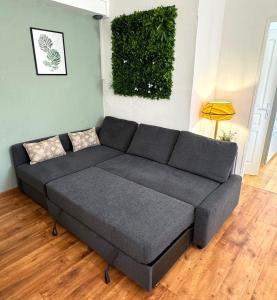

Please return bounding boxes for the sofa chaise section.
[46,167,194,264]
[16,145,122,194]
[46,167,194,290]
[11,117,139,209]
[11,136,123,208]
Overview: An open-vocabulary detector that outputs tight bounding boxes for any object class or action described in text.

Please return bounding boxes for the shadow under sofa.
[11,116,242,291]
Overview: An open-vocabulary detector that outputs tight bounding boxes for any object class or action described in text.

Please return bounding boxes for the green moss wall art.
[111,6,177,100]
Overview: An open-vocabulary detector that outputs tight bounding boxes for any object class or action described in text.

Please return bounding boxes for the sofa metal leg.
[104,264,111,284]
[52,220,58,236]
[103,249,119,284]
[52,209,63,236]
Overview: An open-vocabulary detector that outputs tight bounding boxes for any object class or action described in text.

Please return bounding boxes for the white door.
[267,113,277,162]
[245,26,277,175]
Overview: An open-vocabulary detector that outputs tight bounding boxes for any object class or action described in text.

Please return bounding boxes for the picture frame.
[30,27,67,75]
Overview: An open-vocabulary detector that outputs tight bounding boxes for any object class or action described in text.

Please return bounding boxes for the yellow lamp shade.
[201,101,235,121]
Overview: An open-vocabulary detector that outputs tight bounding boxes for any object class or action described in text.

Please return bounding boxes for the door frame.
[242,18,277,176]
[262,88,277,164]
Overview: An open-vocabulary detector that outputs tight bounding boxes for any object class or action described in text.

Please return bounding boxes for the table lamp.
[201,101,235,139]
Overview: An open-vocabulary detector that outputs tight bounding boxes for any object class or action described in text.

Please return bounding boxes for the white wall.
[216,0,277,174]
[100,0,199,130]
[189,0,226,136]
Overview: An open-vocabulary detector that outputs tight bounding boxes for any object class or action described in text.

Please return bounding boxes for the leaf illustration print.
[38,34,53,52]
[43,60,51,67]
[38,34,61,71]
[47,49,61,71]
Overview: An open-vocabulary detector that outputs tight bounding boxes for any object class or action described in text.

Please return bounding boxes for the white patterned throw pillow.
[23,136,66,165]
[68,128,100,152]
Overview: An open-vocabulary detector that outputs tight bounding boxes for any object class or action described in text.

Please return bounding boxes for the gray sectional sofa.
[11,116,242,291]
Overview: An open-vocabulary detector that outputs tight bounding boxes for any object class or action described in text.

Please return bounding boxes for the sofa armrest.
[193,175,242,248]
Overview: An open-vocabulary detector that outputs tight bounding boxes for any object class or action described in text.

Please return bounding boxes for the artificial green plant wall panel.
[111,6,177,100]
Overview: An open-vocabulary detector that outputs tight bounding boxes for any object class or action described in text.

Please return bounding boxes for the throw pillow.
[23,136,66,165]
[68,128,100,152]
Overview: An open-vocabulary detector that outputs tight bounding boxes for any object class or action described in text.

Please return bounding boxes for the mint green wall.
[0,0,103,192]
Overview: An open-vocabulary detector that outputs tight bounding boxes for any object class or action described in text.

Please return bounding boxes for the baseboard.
[0,187,20,198]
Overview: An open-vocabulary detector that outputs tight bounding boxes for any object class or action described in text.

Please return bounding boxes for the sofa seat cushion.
[16,145,122,195]
[47,167,194,264]
[99,116,138,152]
[168,131,238,183]
[127,124,179,164]
[97,154,219,207]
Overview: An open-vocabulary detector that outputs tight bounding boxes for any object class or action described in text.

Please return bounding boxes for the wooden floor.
[244,154,277,193]
[0,186,276,300]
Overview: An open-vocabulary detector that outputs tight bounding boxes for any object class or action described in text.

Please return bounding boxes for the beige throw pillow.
[68,128,100,152]
[23,136,66,165]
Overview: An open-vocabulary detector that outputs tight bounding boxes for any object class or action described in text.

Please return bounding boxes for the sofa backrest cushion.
[99,116,138,152]
[168,131,238,182]
[127,124,179,164]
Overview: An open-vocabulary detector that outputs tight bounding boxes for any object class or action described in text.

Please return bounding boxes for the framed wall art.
[30,27,67,75]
